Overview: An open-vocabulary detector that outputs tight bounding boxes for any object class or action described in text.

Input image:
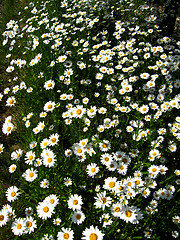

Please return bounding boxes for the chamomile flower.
[67,194,83,211]
[53,218,61,226]
[82,225,104,240]
[44,101,56,112]
[24,216,37,234]
[22,168,38,182]
[64,177,72,186]
[11,218,26,236]
[120,205,139,224]
[44,80,55,90]
[25,207,33,216]
[94,191,112,210]
[2,122,14,135]
[40,138,50,149]
[86,163,99,177]
[57,227,74,240]
[6,96,16,107]
[49,133,59,146]
[103,177,118,192]
[9,164,17,173]
[172,230,179,238]
[71,211,86,225]
[172,216,180,224]
[25,151,36,165]
[40,179,49,188]
[99,140,111,152]
[6,186,20,202]
[44,194,59,207]
[100,213,113,227]
[0,209,8,227]
[36,202,55,220]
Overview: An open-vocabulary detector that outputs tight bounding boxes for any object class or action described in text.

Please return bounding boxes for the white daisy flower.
[9,164,17,173]
[43,101,56,112]
[94,191,112,210]
[71,211,86,225]
[24,216,37,234]
[44,194,59,207]
[6,96,16,107]
[22,168,38,182]
[0,209,9,227]
[53,217,61,226]
[119,205,139,224]
[111,202,123,217]
[36,202,55,220]
[82,225,104,240]
[2,122,14,135]
[49,133,59,146]
[57,227,74,240]
[86,163,99,178]
[40,179,49,188]
[67,194,83,211]
[44,80,55,90]
[11,218,26,236]
[103,177,118,192]
[6,186,20,202]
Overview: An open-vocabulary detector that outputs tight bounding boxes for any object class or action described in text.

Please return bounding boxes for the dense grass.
[0,0,180,239]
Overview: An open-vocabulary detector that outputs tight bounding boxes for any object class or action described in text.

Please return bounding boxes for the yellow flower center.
[101,197,107,204]
[26,221,32,228]
[125,210,132,218]
[29,155,33,161]
[48,104,52,109]
[109,182,115,188]
[76,109,82,115]
[43,206,49,213]
[11,167,15,171]
[29,173,34,178]
[103,144,107,148]
[105,157,109,162]
[91,168,96,173]
[47,158,52,163]
[11,191,16,197]
[73,200,78,205]
[7,127,11,132]
[89,233,98,240]
[115,207,120,212]
[47,83,52,87]
[27,210,32,214]
[50,199,55,204]
[0,215,4,221]
[17,223,22,229]
[64,233,69,239]
[76,214,81,220]
[135,180,140,185]
[51,138,56,143]
[152,168,157,172]
[9,99,14,104]
[77,149,82,153]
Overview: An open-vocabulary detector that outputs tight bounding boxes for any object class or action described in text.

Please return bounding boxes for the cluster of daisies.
[0,0,180,239]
